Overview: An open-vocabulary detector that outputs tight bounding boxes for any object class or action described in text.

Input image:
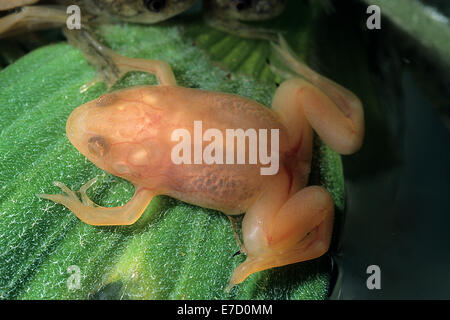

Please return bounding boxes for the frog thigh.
[271,36,364,154]
[227,184,334,290]
[272,77,364,155]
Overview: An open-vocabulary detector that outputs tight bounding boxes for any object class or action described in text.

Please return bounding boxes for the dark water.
[322,0,450,299]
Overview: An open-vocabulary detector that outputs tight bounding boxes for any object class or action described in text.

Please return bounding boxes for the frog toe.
[226,257,273,292]
[79,177,98,207]
[37,181,83,210]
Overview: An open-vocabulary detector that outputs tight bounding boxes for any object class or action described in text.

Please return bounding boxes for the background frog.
[0,0,197,86]
[203,0,287,41]
[0,0,197,37]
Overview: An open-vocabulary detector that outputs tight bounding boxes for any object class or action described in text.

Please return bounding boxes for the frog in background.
[0,1,333,40]
[0,0,197,85]
[202,0,334,41]
[0,0,287,82]
[0,0,197,31]
[203,0,287,41]
[0,0,334,84]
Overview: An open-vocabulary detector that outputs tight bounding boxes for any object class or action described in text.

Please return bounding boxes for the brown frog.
[0,0,197,85]
[203,0,287,41]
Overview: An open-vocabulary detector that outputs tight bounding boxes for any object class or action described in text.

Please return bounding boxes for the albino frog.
[37,36,364,290]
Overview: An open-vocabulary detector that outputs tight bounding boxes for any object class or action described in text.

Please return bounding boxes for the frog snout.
[66,104,91,149]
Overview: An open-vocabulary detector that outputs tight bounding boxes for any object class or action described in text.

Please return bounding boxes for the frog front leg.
[63,27,177,88]
[227,169,334,290]
[37,178,154,226]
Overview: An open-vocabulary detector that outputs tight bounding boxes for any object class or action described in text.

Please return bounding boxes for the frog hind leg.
[226,169,334,291]
[271,34,358,104]
[63,27,177,89]
[0,6,67,39]
[270,35,364,154]
[272,77,364,155]
[273,78,364,155]
[36,177,154,226]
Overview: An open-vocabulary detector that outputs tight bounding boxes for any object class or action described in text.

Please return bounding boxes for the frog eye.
[143,0,166,12]
[88,136,109,157]
[232,0,252,11]
[96,93,116,107]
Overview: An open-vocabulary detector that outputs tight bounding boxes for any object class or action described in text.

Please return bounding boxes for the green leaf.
[0,3,348,300]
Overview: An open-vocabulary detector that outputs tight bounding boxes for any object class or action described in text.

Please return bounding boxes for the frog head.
[66,88,167,186]
[98,0,197,23]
